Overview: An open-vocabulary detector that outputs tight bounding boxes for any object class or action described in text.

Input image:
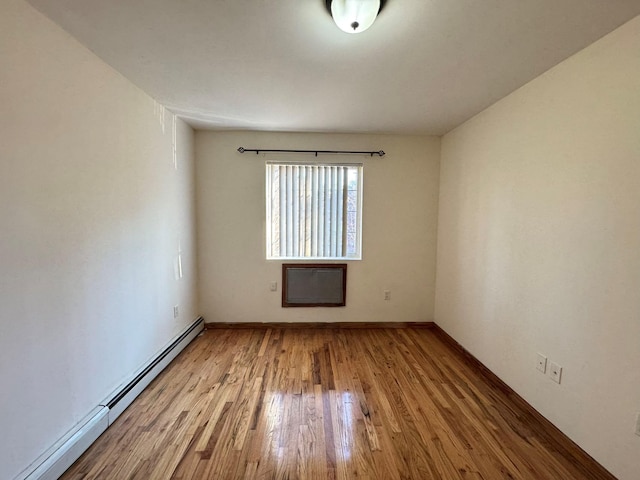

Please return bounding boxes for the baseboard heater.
[17,316,204,480]
[104,316,204,422]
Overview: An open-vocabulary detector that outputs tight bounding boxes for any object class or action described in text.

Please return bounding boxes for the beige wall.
[0,1,198,478]
[4,0,638,477]
[436,16,640,480]
[196,131,439,324]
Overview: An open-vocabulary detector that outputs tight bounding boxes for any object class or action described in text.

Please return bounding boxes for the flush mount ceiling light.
[325,0,385,34]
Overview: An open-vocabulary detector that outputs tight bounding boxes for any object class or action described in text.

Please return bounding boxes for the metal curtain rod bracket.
[237,147,385,157]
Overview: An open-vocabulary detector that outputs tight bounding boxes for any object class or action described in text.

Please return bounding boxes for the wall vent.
[282,264,347,307]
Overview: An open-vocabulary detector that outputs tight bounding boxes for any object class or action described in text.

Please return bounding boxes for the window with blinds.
[266,162,363,260]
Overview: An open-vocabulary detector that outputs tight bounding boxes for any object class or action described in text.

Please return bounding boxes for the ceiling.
[26,0,640,135]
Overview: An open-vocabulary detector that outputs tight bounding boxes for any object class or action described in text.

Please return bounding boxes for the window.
[266,162,363,260]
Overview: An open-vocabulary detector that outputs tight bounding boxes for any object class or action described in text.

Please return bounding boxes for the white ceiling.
[26,0,640,135]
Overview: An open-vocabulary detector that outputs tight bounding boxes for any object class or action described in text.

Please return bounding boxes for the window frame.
[265,161,364,261]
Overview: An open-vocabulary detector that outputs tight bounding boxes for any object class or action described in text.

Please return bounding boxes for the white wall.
[196,131,439,324]
[436,16,640,480]
[0,1,198,479]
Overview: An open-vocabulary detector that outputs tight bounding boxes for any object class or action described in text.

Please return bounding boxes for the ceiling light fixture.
[326,0,385,34]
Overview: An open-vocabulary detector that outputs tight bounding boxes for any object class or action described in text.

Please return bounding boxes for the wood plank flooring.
[61,327,614,479]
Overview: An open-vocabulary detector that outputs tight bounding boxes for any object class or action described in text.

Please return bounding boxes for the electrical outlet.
[635,413,640,437]
[536,353,547,373]
[269,281,278,292]
[173,305,179,319]
[549,362,562,384]
[384,290,391,301]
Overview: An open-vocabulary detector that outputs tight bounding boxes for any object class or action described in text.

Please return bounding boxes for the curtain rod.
[237,147,385,157]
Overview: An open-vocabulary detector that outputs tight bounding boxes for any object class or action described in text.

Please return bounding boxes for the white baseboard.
[14,317,204,480]
[22,407,109,480]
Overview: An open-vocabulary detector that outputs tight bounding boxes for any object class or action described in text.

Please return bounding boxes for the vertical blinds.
[266,163,361,259]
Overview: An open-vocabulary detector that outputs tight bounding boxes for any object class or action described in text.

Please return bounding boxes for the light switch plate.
[549,362,562,384]
[536,353,547,373]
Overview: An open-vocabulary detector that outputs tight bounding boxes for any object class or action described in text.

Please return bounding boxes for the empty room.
[2,0,639,479]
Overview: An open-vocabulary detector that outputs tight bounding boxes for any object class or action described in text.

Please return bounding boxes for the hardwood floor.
[62,327,614,479]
